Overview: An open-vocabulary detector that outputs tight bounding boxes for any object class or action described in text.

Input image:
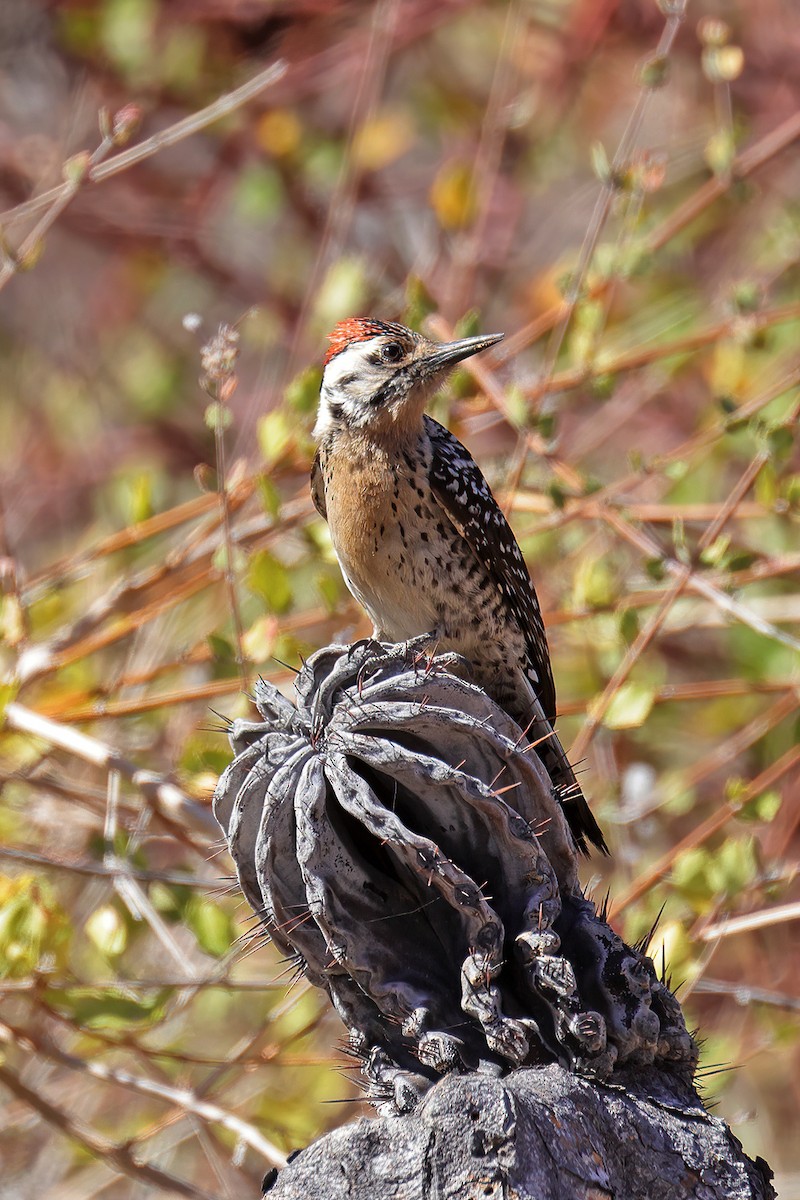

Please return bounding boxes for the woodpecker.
[311,317,607,855]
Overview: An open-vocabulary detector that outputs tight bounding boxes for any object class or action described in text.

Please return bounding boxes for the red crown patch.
[324,318,411,366]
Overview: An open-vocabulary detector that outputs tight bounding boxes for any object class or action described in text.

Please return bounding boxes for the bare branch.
[4,702,218,837]
[0,1060,220,1200]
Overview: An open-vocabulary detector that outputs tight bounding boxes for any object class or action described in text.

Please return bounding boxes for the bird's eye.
[381,342,403,363]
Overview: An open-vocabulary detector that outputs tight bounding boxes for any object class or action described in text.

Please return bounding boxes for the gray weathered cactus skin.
[213,641,697,1112]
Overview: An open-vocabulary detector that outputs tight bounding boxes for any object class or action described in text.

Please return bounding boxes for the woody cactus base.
[213,641,696,1113]
[260,1066,775,1200]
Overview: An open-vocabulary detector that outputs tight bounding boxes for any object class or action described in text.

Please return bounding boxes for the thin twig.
[601,507,800,655]
[556,677,792,717]
[498,109,800,362]
[646,109,800,255]
[0,62,287,228]
[692,978,800,1012]
[0,844,218,887]
[0,1021,287,1168]
[570,449,771,764]
[0,1060,219,1200]
[537,6,686,397]
[699,901,800,941]
[200,324,248,688]
[609,744,800,919]
[25,476,257,599]
[521,300,800,401]
[3,702,218,836]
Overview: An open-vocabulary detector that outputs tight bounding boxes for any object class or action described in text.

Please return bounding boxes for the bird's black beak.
[417,331,504,379]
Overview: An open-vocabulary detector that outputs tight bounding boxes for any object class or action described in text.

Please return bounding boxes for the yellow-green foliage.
[0,1,798,1195]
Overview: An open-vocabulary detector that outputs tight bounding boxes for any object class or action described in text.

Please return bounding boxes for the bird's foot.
[350,631,442,695]
[400,630,442,666]
[352,638,404,695]
[347,636,383,661]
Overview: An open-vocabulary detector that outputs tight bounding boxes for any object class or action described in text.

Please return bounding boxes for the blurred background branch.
[0,0,798,1195]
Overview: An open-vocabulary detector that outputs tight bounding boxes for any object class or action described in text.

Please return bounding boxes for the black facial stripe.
[338,373,357,387]
[368,372,407,407]
[328,401,344,420]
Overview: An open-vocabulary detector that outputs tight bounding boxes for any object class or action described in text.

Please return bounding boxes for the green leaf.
[699,533,731,567]
[207,633,235,663]
[664,460,688,481]
[601,681,656,730]
[49,986,171,1030]
[646,920,693,981]
[204,401,233,433]
[534,411,556,440]
[645,556,666,582]
[589,373,617,400]
[312,257,368,329]
[730,280,763,314]
[709,835,758,896]
[662,785,696,817]
[670,846,716,906]
[737,789,782,824]
[547,480,568,511]
[724,775,749,803]
[573,557,616,610]
[725,550,756,572]
[767,426,794,461]
[672,526,690,566]
[115,329,179,417]
[405,276,436,328]
[590,140,611,184]
[101,0,156,76]
[316,573,341,613]
[186,897,234,958]
[710,341,746,402]
[247,550,292,614]
[128,472,154,523]
[258,474,282,520]
[755,463,779,507]
[258,410,293,468]
[454,309,481,339]
[705,129,736,176]
[234,163,284,221]
[505,384,529,430]
[0,875,71,978]
[148,882,191,920]
[242,615,278,663]
[86,905,128,958]
[619,608,640,645]
[212,543,246,575]
[285,366,322,415]
[430,163,477,230]
[784,474,800,508]
[0,681,20,723]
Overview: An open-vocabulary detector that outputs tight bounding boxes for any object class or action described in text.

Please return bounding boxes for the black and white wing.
[424,415,556,723]
[310,450,327,520]
[426,416,607,856]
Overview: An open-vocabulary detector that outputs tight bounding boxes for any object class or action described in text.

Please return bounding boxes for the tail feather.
[513,670,608,857]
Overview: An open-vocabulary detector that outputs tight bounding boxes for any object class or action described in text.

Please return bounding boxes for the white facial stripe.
[323,342,375,390]
[313,339,401,438]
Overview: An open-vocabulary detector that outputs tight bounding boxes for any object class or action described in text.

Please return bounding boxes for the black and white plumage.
[311,318,607,855]
[425,415,556,723]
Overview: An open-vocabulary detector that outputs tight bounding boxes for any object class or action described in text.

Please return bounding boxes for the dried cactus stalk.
[214,641,697,1111]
